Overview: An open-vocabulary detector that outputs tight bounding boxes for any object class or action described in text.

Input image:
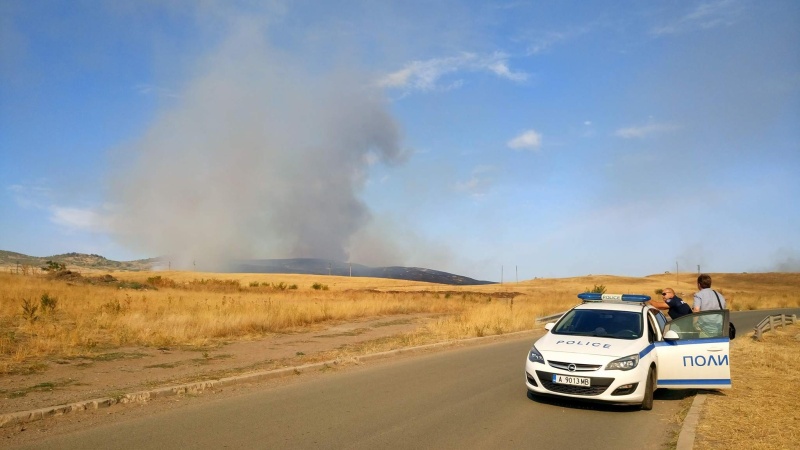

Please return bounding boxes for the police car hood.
[535,332,644,358]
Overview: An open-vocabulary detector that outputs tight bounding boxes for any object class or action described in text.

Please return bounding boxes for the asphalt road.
[728,308,800,331]
[14,308,798,450]
[15,340,683,449]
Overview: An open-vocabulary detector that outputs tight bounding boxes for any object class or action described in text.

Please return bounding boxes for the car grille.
[535,370,614,396]
[547,360,602,372]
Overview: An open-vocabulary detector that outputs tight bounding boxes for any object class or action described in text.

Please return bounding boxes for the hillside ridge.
[0,251,493,286]
[0,250,157,271]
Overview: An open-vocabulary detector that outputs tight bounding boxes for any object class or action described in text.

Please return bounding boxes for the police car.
[525,293,732,410]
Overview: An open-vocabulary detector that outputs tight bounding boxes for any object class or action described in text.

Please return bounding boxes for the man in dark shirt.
[661,287,693,320]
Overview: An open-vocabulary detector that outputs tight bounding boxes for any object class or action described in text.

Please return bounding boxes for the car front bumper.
[525,359,648,405]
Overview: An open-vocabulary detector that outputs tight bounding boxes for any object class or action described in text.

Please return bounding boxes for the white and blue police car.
[525,293,732,410]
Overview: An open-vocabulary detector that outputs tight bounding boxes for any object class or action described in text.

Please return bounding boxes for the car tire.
[641,367,654,411]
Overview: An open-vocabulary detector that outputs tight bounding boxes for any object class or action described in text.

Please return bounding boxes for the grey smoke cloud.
[769,249,800,273]
[110,23,406,269]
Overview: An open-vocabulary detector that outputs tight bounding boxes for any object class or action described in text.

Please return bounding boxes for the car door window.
[653,310,667,331]
[665,310,727,339]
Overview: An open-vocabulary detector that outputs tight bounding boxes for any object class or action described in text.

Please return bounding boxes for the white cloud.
[454,165,495,198]
[507,129,542,150]
[651,0,744,36]
[135,84,179,98]
[50,207,111,233]
[8,183,112,233]
[488,60,528,82]
[614,123,679,139]
[526,31,571,55]
[523,25,593,56]
[379,52,527,92]
[7,183,52,209]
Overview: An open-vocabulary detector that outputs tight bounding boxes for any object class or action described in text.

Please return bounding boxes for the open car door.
[654,310,732,389]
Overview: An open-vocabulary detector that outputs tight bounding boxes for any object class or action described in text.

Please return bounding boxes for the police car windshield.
[553,309,643,340]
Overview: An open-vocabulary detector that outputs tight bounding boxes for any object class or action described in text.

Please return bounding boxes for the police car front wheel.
[641,368,655,411]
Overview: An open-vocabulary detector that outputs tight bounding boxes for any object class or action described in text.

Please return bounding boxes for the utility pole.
[349,263,352,277]
[697,265,700,275]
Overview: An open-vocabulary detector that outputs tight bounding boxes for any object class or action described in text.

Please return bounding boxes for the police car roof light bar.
[578,293,651,302]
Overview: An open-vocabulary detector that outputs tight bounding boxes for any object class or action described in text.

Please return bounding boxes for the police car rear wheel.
[641,368,654,411]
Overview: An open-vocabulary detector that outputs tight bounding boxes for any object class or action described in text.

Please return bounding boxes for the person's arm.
[649,299,669,310]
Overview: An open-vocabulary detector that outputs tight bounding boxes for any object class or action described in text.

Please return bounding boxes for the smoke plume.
[110,23,406,269]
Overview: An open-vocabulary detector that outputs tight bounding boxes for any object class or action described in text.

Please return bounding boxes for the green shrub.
[40,293,57,314]
[42,260,66,272]
[118,281,150,290]
[101,299,126,315]
[21,299,38,323]
[146,276,177,288]
[584,284,607,294]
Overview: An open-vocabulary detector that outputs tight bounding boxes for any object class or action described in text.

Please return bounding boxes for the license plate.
[552,374,590,387]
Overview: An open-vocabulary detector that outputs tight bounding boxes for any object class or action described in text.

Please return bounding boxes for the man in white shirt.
[693,274,727,337]
[693,274,726,312]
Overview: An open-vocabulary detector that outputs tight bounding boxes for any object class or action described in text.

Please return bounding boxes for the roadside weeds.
[693,325,800,449]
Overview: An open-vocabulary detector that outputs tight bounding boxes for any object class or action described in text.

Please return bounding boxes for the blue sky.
[1,0,798,281]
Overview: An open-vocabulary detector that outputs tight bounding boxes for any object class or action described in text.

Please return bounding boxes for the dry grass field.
[696,323,800,449]
[1,269,798,376]
[0,268,799,449]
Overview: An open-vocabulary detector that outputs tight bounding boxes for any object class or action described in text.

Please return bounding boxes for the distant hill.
[231,258,494,285]
[0,251,159,272]
[0,251,493,286]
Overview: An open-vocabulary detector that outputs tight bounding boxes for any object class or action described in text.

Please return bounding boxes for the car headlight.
[606,354,639,371]
[528,346,545,363]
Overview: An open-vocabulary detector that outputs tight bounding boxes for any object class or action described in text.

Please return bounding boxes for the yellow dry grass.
[695,324,800,449]
[1,270,798,375]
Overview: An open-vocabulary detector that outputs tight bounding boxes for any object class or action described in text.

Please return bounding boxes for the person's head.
[662,287,675,299]
[697,274,712,289]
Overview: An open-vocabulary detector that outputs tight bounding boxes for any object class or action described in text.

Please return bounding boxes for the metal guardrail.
[753,314,797,340]
[535,311,567,324]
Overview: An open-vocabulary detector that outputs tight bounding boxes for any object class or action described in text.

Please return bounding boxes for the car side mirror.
[664,330,680,340]
[544,323,555,331]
